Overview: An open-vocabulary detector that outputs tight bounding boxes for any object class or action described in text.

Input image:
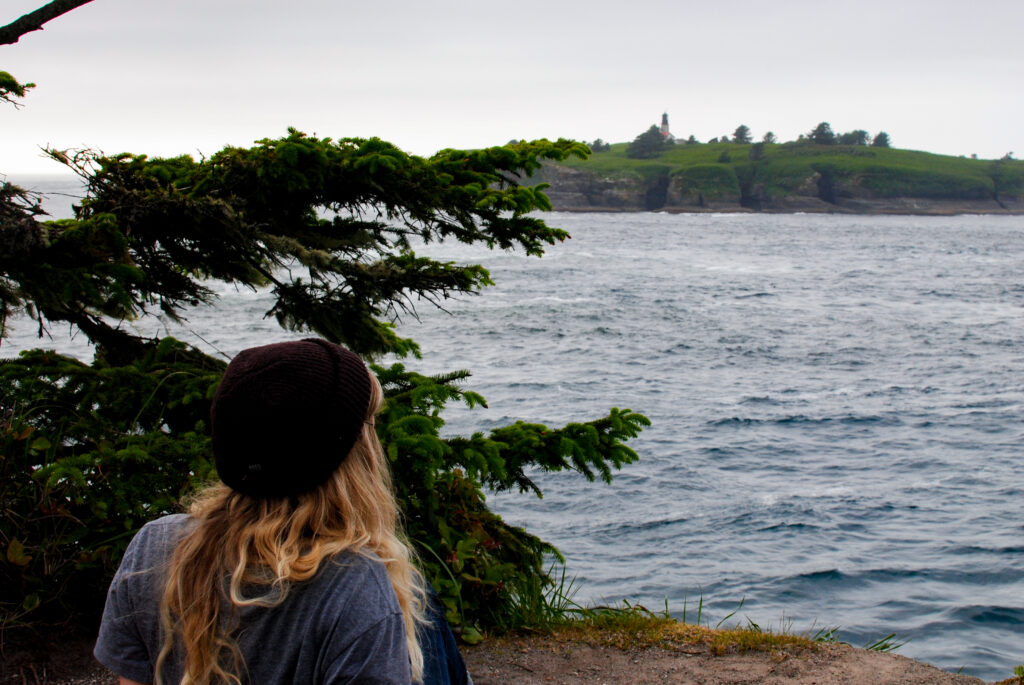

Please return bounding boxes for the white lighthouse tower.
[659,112,675,143]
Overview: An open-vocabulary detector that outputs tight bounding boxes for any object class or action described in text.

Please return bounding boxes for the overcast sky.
[2,0,1022,174]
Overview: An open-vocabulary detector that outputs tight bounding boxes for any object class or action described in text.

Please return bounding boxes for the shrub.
[0,342,221,627]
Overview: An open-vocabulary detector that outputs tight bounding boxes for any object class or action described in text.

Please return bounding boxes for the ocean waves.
[402,213,1024,680]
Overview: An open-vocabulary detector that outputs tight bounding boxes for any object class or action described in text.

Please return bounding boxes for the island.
[534,141,1024,215]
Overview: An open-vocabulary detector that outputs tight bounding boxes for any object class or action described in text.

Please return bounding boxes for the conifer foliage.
[627,125,670,159]
[0,131,649,636]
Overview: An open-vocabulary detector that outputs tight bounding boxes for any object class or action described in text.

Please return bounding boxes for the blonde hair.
[156,373,426,684]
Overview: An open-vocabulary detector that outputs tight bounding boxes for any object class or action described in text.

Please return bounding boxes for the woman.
[94,338,462,684]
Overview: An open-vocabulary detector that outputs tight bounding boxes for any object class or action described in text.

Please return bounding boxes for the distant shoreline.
[548,202,1024,216]
[537,142,1024,217]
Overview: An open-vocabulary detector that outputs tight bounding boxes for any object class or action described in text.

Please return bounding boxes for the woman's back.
[94,339,428,684]
[95,514,412,684]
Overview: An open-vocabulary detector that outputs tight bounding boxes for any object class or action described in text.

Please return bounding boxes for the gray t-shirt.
[94,514,411,684]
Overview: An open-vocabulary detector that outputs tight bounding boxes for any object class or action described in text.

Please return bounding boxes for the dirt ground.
[2,630,1012,684]
[462,635,1008,685]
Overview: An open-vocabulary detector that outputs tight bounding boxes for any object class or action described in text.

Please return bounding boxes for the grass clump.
[497,572,824,656]
[515,600,821,657]
[487,571,907,660]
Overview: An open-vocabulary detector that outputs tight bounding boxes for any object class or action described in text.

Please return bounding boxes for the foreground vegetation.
[0,129,649,644]
[505,604,827,655]
[506,578,900,657]
[3,18,648,647]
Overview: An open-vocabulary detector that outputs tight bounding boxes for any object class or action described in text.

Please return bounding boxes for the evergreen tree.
[626,125,668,159]
[839,129,869,145]
[1,3,650,635]
[732,125,752,144]
[872,131,891,148]
[3,134,592,361]
[809,122,837,145]
[2,135,649,637]
[762,131,777,144]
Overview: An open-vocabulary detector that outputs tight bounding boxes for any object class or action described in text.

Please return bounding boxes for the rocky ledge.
[535,164,1024,215]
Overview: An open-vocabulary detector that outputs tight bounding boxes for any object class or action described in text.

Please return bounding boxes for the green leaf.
[6,538,32,566]
[460,625,483,645]
[22,594,41,612]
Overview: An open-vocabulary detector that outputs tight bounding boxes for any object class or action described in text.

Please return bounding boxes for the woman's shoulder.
[310,549,402,611]
[138,512,193,535]
[120,513,194,569]
[134,513,193,545]
[321,549,391,585]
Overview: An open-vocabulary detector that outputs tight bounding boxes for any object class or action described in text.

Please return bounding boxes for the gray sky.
[3,0,1022,174]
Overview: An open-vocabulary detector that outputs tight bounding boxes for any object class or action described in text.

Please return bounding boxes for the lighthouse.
[659,112,675,142]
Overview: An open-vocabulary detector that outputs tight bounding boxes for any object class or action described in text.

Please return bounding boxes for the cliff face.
[533,162,1024,215]
[533,164,648,210]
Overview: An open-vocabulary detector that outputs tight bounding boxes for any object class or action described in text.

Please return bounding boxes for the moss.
[486,609,821,655]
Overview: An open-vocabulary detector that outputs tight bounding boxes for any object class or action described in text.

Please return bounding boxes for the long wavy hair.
[155,373,426,684]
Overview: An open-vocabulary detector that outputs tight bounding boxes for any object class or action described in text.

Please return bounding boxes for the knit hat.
[210,338,372,498]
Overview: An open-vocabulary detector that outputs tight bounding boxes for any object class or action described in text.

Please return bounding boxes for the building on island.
[659,112,675,143]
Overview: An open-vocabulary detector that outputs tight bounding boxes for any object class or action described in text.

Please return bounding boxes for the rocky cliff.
[533,157,1024,215]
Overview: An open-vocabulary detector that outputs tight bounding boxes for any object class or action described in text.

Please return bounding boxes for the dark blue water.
[6,183,1023,680]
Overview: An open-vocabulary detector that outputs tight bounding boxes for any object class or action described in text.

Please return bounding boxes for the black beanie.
[210,338,372,498]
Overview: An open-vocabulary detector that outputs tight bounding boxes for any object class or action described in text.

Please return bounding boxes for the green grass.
[489,596,913,658]
[513,599,824,656]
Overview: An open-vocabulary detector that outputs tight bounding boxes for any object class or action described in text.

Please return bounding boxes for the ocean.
[5,178,1023,680]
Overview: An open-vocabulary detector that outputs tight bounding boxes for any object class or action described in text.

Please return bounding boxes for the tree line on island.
[617,122,891,160]
[554,119,1022,213]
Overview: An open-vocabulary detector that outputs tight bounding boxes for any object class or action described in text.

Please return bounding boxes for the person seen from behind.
[94,338,470,684]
